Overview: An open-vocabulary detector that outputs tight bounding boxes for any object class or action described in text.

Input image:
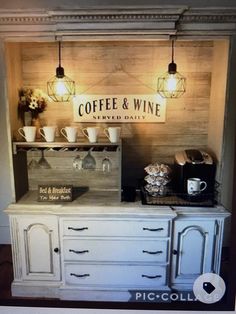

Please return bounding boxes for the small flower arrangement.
[18,88,49,122]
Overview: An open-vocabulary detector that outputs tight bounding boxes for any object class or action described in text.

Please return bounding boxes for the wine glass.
[38,150,51,169]
[102,157,112,173]
[82,149,96,170]
[28,158,40,170]
[73,155,83,171]
[27,148,40,170]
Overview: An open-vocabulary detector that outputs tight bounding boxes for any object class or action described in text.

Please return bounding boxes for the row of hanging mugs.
[18,126,121,143]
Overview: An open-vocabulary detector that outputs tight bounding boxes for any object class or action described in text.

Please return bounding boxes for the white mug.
[18,126,36,142]
[61,127,77,143]
[39,126,56,142]
[82,127,100,143]
[187,178,207,195]
[104,127,121,143]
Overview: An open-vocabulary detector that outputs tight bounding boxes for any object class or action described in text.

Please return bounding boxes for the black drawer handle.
[143,227,164,232]
[69,249,89,254]
[142,274,162,279]
[68,227,88,231]
[142,250,163,255]
[70,273,90,278]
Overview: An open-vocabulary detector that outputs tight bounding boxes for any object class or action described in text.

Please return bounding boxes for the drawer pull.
[143,227,164,232]
[142,274,162,279]
[68,227,88,231]
[142,250,163,255]
[70,273,90,278]
[69,249,89,254]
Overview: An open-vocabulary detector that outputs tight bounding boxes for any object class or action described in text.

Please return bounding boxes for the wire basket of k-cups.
[144,163,172,197]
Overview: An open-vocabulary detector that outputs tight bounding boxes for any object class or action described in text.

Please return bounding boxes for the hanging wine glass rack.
[12,140,121,155]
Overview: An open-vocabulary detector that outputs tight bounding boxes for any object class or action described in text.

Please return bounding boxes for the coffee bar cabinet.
[6,200,176,301]
[3,38,232,303]
[6,198,229,301]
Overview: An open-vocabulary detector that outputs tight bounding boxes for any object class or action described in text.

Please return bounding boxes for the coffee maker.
[173,149,216,199]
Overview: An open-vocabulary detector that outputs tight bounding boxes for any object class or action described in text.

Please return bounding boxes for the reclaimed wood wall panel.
[27,150,120,190]
[14,40,213,186]
[5,43,22,137]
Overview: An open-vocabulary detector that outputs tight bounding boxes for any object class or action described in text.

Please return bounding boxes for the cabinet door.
[171,219,216,286]
[17,216,60,281]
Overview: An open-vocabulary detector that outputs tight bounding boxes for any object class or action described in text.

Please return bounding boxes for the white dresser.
[60,216,172,301]
[5,191,229,302]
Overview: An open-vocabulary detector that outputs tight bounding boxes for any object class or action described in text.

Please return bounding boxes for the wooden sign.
[73,94,166,123]
[38,185,73,202]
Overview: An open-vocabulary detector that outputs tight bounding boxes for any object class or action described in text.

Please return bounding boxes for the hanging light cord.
[171,40,174,63]
[58,41,61,67]
[56,40,65,78]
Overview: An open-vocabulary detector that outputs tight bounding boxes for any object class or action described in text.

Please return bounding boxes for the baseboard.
[12,281,61,298]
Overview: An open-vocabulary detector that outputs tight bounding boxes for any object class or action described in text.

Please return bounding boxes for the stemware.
[82,149,96,170]
[102,156,112,173]
[27,148,40,170]
[72,155,83,171]
[38,150,51,169]
[28,158,40,170]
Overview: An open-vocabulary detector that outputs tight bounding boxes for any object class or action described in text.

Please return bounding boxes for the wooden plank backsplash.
[11,40,213,186]
[27,150,120,190]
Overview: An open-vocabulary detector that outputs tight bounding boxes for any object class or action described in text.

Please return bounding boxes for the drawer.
[62,219,170,238]
[63,239,169,263]
[65,264,167,287]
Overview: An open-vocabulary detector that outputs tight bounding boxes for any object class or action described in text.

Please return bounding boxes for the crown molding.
[0,7,236,39]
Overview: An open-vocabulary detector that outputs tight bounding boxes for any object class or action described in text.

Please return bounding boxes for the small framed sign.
[38,185,73,202]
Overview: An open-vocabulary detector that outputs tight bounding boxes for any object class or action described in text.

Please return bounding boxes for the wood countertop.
[5,190,175,218]
[5,190,229,218]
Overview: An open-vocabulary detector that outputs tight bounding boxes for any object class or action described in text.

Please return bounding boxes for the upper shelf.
[12,139,122,154]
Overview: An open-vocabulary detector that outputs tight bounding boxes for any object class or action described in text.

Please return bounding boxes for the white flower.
[29,97,38,110]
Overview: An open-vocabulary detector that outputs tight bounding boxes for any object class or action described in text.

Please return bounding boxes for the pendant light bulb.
[157,40,186,99]
[47,41,75,102]
[166,74,177,92]
[55,79,68,96]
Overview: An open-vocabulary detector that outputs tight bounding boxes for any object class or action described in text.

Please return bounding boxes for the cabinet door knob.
[172,249,178,255]
[54,247,59,253]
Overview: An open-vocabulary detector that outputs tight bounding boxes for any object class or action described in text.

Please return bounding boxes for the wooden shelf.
[12,139,122,154]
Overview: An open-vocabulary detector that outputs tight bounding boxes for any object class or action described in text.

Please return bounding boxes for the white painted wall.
[0,40,15,244]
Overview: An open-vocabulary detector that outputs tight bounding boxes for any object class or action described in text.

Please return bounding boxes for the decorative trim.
[10,216,22,279]
[0,8,184,24]
[176,226,207,279]
[0,7,236,37]
[24,223,54,276]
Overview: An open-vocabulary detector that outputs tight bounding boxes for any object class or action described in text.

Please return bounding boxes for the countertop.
[4,189,230,218]
[5,190,175,218]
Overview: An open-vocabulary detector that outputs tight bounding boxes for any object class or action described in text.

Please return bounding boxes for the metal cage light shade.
[47,41,75,102]
[157,40,186,98]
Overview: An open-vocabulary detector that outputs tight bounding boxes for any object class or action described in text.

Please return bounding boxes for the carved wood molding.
[0,7,236,37]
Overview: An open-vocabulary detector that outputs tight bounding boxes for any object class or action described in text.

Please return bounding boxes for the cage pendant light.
[157,40,186,98]
[47,41,75,102]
